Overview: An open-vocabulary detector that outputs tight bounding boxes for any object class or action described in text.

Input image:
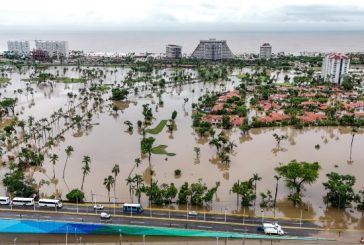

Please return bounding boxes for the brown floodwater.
[1,66,364,230]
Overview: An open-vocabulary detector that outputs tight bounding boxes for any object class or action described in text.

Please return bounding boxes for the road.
[0,203,321,238]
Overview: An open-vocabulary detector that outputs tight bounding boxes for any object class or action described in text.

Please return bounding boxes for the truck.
[262,222,284,235]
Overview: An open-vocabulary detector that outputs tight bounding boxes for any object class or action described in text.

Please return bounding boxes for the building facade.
[166,44,182,59]
[35,40,69,58]
[191,39,234,60]
[7,41,30,56]
[260,43,272,59]
[321,53,350,85]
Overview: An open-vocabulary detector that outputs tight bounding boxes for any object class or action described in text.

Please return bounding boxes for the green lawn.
[56,77,86,83]
[151,145,176,156]
[0,77,11,84]
[146,120,168,134]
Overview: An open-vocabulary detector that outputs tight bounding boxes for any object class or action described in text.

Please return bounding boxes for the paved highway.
[0,203,322,238]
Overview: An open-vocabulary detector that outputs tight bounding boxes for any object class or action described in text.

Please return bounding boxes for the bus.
[122,203,143,214]
[38,199,63,208]
[11,197,35,206]
[0,196,10,205]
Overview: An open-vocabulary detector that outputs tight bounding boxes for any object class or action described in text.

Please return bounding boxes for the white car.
[100,212,111,219]
[93,204,104,210]
[188,211,198,217]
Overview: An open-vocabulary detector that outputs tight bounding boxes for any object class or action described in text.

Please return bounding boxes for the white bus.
[122,203,143,214]
[38,199,63,208]
[0,196,10,205]
[12,197,35,206]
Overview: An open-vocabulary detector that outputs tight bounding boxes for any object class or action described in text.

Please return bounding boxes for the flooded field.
[1,66,364,229]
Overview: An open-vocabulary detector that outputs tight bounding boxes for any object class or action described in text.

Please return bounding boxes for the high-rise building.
[321,53,350,85]
[35,40,69,58]
[191,39,234,60]
[259,43,272,59]
[166,44,182,59]
[7,41,30,56]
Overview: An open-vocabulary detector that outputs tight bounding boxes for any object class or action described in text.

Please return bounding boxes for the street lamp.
[119,229,122,245]
[142,235,146,245]
[261,209,264,223]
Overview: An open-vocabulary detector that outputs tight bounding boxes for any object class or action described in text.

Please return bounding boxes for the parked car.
[188,211,198,217]
[93,204,104,210]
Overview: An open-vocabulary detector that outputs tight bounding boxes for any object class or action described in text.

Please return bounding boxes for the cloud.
[279,5,364,23]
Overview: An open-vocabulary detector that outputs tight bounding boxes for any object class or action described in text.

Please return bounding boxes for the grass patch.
[56,77,86,83]
[0,77,10,84]
[146,120,167,134]
[151,145,176,156]
[0,118,16,129]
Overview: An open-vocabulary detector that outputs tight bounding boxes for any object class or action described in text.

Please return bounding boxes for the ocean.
[1,31,364,54]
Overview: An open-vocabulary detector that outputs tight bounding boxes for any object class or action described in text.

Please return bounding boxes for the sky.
[1,0,364,31]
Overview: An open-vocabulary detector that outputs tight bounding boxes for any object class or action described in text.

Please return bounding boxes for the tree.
[128,158,141,178]
[193,147,201,159]
[80,155,91,191]
[66,189,85,203]
[275,160,320,206]
[0,97,18,116]
[50,153,59,179]
[3,169,36,197]
[209,138,221,154]
[251,173,262,207]
[178,182,191,204]
[273,175,281,216]
[112,164,120,199]
[323,172,357,208]
[272,133,288,148]
[111,88,129,100]
[171,110,177,120]
[221,115,232,129]
[104,175,115,202]
[231,179,256,206]
[63,145,74,179]
[349,127,358,163]
[125,176,135,202]
[140,137,156,186]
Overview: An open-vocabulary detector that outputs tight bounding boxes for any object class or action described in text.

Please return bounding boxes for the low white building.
[321,53,350,85]
[7,41,30,56]
[259,43,272,59]
[35,40,69,58]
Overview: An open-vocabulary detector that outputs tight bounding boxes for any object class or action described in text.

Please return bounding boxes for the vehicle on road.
[38,199,63,208]
[122,203,143,214]
[11,197,35,206]
[0,197,10,205]
[188,211,198,217]
[261,222,284,235]
[100,212,111,219]
[93,204,104,210]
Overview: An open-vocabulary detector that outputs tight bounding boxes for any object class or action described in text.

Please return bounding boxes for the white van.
[0,196,10,205]
[12,197,35,206]
[38,199,63,208]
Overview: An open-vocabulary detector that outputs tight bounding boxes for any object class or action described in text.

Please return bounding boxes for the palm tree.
[80,155,91,191]
[133,174,144,203]
[62,145,74,179]
[128,158,141,178]
[349,127,358,163]
[125,176,135,202]
[104,175,115,202]
[273,175,281,217]
[140,137,155,186]
[50,153,59,179]
[209,138,221,154]
[111,164,120,199]
[251,173,262,207]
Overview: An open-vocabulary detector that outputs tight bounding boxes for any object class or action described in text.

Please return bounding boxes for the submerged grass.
[146,120,168,134]
[56,77,86,83]
[0,77,10,84]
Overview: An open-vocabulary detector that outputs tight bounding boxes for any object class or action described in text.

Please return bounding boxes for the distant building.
[166,44,182,59]
[259,43,272,59]
[321,53,350,85]
[35,40,69,58]
[7,41,30,56]
[191,39,234,60]
[32,49,50,61]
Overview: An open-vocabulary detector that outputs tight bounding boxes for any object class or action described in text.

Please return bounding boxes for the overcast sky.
[1,0,364,31]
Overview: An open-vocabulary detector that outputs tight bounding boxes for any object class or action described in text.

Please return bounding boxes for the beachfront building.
[191,39,234,60]
[35,40,69,58]
[259,43,272,59]
[7,41,30,56]
[166,44,182,59]
[321,53,350,85]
